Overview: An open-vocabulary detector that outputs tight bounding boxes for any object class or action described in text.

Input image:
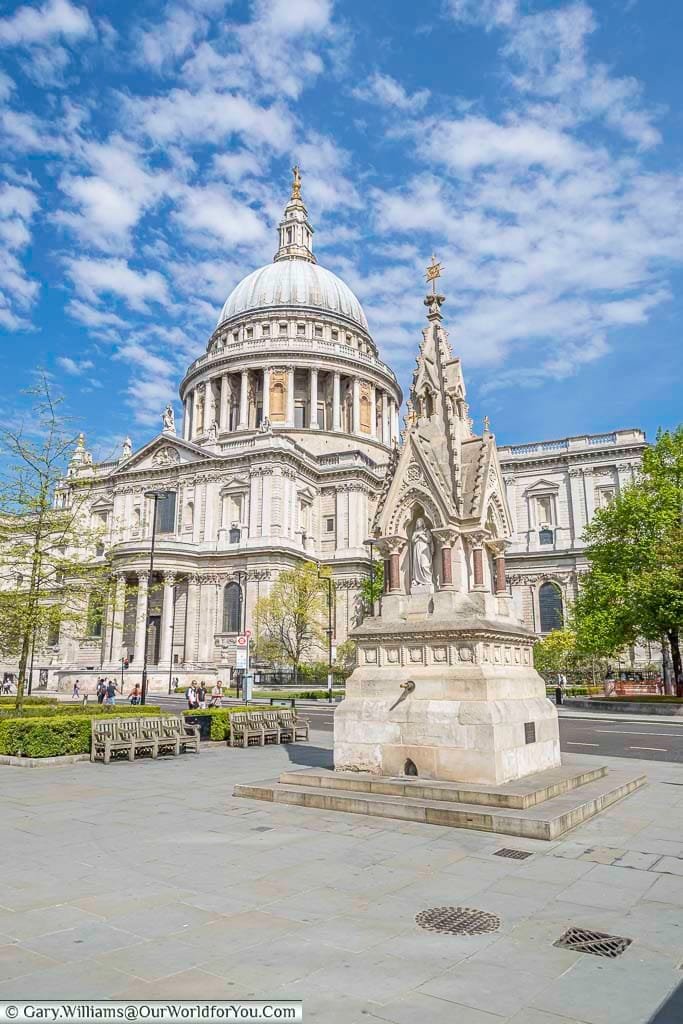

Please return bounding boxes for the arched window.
[222,582,242,634]
[183,501,194,532]
[539,582,563,633]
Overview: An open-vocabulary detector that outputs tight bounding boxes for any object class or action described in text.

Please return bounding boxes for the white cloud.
[353,73,430,113]
[57,355,94,375]
[424,114,584,173]
[66,257,171,312]
[0,182,39,329]
[65,300,127,330]
[0,0,93,46]
[54,136,171,251]
[447,0,519,28]
[173,185,268,249]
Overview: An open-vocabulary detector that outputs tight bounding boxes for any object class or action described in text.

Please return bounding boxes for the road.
[155,696,683,763]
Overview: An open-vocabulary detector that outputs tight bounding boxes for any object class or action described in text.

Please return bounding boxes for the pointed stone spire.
[274,165,316,263]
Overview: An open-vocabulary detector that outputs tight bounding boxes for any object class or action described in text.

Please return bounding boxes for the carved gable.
[108,434,215,477]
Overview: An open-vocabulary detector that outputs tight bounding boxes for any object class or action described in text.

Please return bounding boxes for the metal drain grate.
[554,926,632,958]
[416,907,501,936]
[494,848,534,860]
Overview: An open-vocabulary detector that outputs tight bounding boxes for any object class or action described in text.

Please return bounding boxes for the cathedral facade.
[22,174,647,692]
[49,175,402,692]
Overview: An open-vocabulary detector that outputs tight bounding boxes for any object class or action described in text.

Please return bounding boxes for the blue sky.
[1,0,681,460]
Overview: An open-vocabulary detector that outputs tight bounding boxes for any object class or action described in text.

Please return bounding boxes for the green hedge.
[0,696,58,706]
[182,706,252,740]
[600,695,683,704]
[0,707,167,757]
[0,704,162,720]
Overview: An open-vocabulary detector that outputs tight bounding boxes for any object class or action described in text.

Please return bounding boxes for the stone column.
[370,385,377,439]
[390,399,398,443]
[433,529,458,591]
[332,371,341,431]
[191,388,201,440]
[490,542,508,595]
[238,370,249,428]
[160,572,176,664]
[382,398,390,444]
[262,367,270,421]
[220,374,230,431]
[471,536,487,591]
[286,367,295,425]
[108,573,126,662]
[183,396,191,440]
[184,576,200,664]
[379,538,405,594]
[352,378,360,435]
[309,368,318,428]
[133,572,149,664]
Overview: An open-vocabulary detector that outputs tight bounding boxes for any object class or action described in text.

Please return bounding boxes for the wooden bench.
[91,716,200,763]
[227,710,310,748]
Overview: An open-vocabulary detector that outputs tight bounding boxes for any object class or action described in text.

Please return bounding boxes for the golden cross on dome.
[291,164,302,200]
[425,253,443,295]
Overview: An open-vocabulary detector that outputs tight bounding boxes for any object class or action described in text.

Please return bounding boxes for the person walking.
[210,680,223,708]
[96,679,105,704]
[187,682,197,710]
[105,679,117,706]
[129,684,141,705]
[197,682,207,709]
[72,680,80,699]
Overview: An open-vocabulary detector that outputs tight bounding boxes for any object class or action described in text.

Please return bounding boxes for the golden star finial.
[425,253,443,294]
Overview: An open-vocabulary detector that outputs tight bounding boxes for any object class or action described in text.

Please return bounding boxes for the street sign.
[237,635,248,647]
[235,651,247,669]
[245,629,252,638]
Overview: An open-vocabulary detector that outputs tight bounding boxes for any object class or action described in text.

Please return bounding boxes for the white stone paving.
[1,731,682,1023]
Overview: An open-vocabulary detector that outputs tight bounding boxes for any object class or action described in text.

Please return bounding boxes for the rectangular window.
[246,327,253,339]
[325,517,335,534]
[297,323,306,336]
[262,323,270,335]
[535,494,554,525]
[155,492,176,534]
[596,487,615,508]
[331,329,338,341]
[294,404,306,428]
[279,323,287,336]
[314,325,323,338]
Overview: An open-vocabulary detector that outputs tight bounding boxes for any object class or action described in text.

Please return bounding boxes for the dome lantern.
[274,165,316,264]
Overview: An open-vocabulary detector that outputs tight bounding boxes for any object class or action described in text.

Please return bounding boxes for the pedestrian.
[210,680,223,708]
[187,682,197,710]
[555,672,563,706]
[197,682,207,709]
[129,684,141,705]
[172,676,179,692]
[72,680,80,699]
[105,679,117,706]
[96,679,105,704]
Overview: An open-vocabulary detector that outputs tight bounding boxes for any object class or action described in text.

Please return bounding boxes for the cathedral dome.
[217,259,368,332]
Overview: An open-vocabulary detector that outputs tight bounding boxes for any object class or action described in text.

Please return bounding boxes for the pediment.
[109,435,215,476]
[523,477,560,495]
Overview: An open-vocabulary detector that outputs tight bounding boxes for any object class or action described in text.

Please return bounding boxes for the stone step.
[278,764,608,810]
[234,768,646,840]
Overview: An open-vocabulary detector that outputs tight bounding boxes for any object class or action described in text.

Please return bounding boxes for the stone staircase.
[234,762,646,840]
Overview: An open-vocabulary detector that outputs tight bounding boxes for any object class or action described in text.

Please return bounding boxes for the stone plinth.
[334,596,561,787]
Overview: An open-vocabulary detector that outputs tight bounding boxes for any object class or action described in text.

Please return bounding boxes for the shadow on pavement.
[649,980,683,1024]
[285,743,333,769]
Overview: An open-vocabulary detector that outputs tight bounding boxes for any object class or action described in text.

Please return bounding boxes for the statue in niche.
[162,404,176,434]
[208,420,219,442]
[410,517,434,590]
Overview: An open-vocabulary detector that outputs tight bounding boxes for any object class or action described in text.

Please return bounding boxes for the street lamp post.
[233,570,247,698]
[141,489,174,706]
[317,565,334,704]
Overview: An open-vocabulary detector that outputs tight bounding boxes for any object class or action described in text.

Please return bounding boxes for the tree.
[254,562,329,680]
[533,629,578,678]
[572,427,683,694]
[360,558,384,616]
[0,376,109,712]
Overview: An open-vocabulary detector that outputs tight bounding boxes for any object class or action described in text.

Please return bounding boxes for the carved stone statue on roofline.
[162,404,176,434]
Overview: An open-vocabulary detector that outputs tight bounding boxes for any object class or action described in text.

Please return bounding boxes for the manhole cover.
[554,926,632,958]
[416,907,501,936]
[494,848,534,860]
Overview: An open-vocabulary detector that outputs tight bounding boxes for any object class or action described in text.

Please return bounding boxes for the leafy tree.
[533,630,578,678]
[360,558,384,616]
[254,562,329,681]
[572,427,683,694]
[0,377,109,712]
